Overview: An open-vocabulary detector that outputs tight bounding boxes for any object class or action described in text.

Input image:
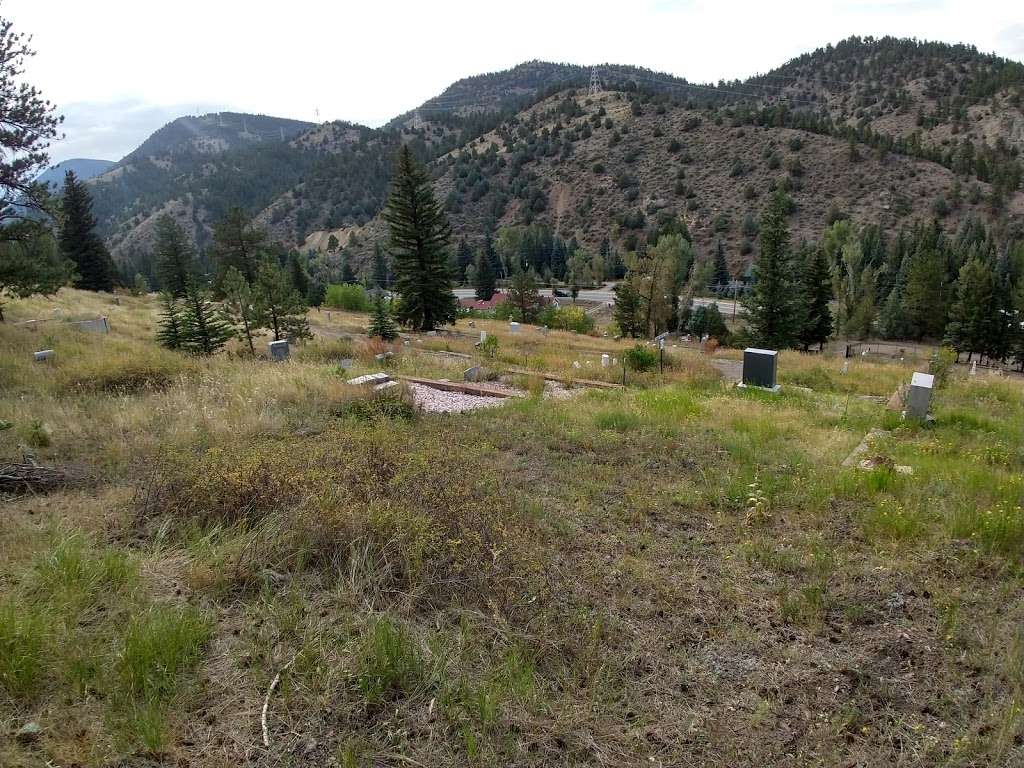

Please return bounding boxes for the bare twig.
[261,652,298,748]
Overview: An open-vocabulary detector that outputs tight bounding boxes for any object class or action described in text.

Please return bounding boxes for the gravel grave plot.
[410,380,583,413]
[409,383,519,414]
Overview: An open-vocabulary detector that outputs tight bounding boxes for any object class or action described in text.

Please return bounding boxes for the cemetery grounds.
[1,289,1022,767]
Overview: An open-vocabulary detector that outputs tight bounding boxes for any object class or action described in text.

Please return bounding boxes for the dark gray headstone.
[269,339,289,361]
[906,372,934,419]
[742,348,778,390]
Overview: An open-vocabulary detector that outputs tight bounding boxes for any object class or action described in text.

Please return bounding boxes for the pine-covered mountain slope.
[35,158,115,189]
[88,37,1024,276]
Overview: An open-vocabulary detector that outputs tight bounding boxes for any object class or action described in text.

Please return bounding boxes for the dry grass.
[2,289,1023,766]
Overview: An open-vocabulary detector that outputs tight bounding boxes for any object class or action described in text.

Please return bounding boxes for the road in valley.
[453,284,745,316]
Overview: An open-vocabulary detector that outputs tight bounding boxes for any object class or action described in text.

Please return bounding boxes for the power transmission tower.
[588,67,603,96]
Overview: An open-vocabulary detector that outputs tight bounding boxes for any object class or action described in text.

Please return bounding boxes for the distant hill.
[84,37,1024,282]
[35,158,115,190]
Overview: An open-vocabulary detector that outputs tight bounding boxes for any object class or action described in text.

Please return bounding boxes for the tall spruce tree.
[507,261,542,322]
[712,239,731,291]
[59,171,115,292]
[180,282,233,356]
[613,278,642,337]
[288,251,310,297]
[211,207,267,287]
[371,242,389,289]
[254,262,311,342]
[0,229,68,321]
[474,248,496,301]
[743,191,800,349]
[455,236,473,283]
[945,257,994,362]
[382,145,457,330]
[797,245,834,350]
[154,215,198,297]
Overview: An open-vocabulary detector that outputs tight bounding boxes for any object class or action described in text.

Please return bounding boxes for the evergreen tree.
[371,242,389,289]
[306,278,326,308]
[340,257,357,284]
[222,266,265,355]
[59,171,116,292]
[153,215,198,297]
[253,262,311,342]
[180,283,232,356]
[156,291,185,350]
[902,243,949,340]
[0,227,68,321]
[382,145,457,330]
[368,297,399,341]
[712,239,731,291]
[507,261,542,322]
[797,245,834,350]
[211,207,267,287]
[743,191,801,349]
[474,247,496,300]
[687,303,730,341]
[945,257,994,362]
[288,251,310,297]
[613,278,642,337]
[455,236,474,283]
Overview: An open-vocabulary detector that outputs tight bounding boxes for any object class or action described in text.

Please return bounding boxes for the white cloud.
[11,0,1023,163]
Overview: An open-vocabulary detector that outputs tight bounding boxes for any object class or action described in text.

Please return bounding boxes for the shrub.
[325,283,371,311]
[624,344,658,372]
[356,617,424,702]
[537,305,595,334]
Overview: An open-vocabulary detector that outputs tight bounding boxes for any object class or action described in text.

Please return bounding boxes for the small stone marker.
[906,372,934,420]
[970,360,977,376]
[480,330,488,343]
[509,321,520,333]
[348,372,390,386]
[540,325,549,336]
[269,339,289,361]
[33,349,54,362]
[375,351,393,362]
[373,380,399,393]
[740,348,779,391]
[339,358,354,370]
[601,354,610,368]
[52,308,62,318]
[842,361,849,374]
[113,296,121,306]
[463,365,482,382]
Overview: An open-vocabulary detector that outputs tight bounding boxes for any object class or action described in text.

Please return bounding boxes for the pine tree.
[507,262,543,322]
[368,297,399,341]
[59,171,116,292]
[382,145,457,330]
[180,283,232,356]
[253,262,311,342]
[712,239,731,291]
[0,227,68,321]
[156,291,185,350]
[340,257,357,284]
[902,244,949,340]
[797,245,834,350]
[613,279,642,338]
[474,248,496,301]
[371,242,389,289]
[154,215,198,297]
[743,191,800,349]
[288,251,310,297]
[222,266,265,355]
[211,207,267,287]
[455,236,473,283]
[945,257,994,362]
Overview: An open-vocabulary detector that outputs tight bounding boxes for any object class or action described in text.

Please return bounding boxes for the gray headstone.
[741,348,779,390]
[906,371,934,420]
[463,365,482,382]
[71,316,109,334]
[33,349,54,362]
[269,339,290,361]
[375,351,393,362]
[339,358,354,370]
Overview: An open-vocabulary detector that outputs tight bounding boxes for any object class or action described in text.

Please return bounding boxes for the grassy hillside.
[1,289,1022,766]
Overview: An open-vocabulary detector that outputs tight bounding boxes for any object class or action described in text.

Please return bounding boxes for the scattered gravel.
[409,383,518,414]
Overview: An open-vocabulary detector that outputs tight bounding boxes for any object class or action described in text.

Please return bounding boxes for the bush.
[356,617,424,702]
[624,344,658,372]
[537,305,595,334]
[325,283,371,311]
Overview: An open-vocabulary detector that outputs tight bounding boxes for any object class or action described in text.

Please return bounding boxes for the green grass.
[356,616,425,702]
[0,600,47,698]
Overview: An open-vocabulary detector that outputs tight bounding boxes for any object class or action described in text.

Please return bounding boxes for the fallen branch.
[261,653,297,748]
[0,463,69,493]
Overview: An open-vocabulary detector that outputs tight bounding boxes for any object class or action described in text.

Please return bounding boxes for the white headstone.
[509,322,520,334]
[480,330,488,343]
[970,360,977,376]
[601,354,610,368]
[33,349,54,362]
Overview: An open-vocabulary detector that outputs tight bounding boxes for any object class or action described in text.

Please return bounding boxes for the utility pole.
[589,67,603,97]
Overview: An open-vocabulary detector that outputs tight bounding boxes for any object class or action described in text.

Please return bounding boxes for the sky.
[10,0,1024,164]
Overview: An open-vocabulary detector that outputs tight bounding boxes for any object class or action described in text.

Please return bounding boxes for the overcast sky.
[11,0,1023,164]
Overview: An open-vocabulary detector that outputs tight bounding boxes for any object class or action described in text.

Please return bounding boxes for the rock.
[16,721,42,742]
